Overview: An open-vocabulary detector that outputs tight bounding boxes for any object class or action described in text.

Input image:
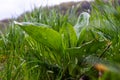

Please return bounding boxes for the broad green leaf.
[77,27,87,46]
[60,23,77,48]
[14,21,63,52]
[77,27,101,46]
[66,40,94,58]
[66,40,107,57]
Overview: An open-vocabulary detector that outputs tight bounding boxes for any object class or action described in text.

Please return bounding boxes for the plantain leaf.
[14,21,63,52]
[60,23,77,48]
[66,40,107,57]
[77,27,87,46]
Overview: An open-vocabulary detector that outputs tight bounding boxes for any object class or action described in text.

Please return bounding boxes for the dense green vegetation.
[0,0,120,80]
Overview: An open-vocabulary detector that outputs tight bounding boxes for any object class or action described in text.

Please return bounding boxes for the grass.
[0,0,120,80]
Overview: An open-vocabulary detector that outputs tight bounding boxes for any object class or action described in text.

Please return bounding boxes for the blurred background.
[0,0,93,20]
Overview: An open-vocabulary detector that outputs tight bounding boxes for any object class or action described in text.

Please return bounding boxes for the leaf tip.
[14,21,21,26]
